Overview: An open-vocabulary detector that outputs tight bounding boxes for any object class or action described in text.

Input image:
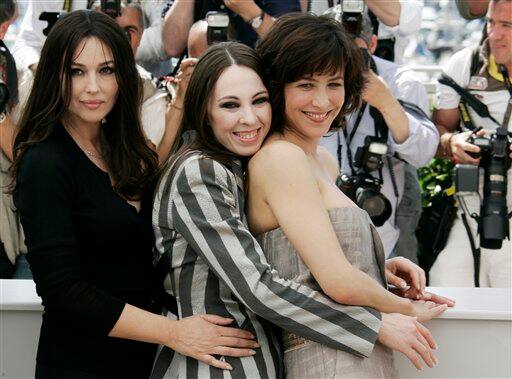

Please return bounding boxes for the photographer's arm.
[0,113,17,161]
[433,107,482,164]
[162,0,195,58]
[156,58,196,164]
[223,0,276,38]
[363,71,409,144]
[365,0,400,27]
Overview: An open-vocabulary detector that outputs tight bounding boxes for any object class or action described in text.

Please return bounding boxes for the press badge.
[468,76,488,90]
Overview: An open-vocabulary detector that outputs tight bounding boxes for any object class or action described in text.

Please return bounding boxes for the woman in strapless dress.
[247,14,452,378]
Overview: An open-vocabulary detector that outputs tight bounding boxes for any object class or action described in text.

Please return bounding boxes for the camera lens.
[355,187,392,227]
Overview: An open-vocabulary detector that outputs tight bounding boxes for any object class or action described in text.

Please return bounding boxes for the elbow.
[322,282,362,306]
[163,43,183,59]
[162,30,187,58]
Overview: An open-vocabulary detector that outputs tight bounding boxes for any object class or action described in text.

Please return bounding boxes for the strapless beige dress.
[257,207,398,379]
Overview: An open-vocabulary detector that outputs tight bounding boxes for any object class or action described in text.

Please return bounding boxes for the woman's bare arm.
[251,140,415,315]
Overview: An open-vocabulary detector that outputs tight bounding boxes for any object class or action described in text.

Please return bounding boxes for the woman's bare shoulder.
[317,146,339,181]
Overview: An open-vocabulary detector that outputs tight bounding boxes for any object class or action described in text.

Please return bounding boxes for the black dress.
[15,123,161,378]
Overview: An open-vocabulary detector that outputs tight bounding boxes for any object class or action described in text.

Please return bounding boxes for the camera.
[337,136,392,226]
[39,12,65,36]
[454,127,511,249]
[206,11,229,45]
[101,0,121,19]
[341,0,365,36]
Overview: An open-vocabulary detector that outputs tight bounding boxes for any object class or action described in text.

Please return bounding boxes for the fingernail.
[250,350,256,355]
[226,364,233,370]
[401,281,407,288]
[434,356,439,365]
[254,343,260,348]
[416,294,420,299]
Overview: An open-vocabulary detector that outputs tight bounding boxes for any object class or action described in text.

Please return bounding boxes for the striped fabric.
[152,153,382,378]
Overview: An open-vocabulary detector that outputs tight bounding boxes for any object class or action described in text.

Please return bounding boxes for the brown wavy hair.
[256,13,366,133]
[10,10,157,199]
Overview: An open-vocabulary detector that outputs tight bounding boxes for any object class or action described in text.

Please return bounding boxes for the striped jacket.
[151,153,381,378]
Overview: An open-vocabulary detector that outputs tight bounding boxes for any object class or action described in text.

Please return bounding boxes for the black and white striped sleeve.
[170,157,381,358]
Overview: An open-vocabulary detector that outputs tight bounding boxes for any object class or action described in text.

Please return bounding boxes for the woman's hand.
[410,300,448,322]
[377,313,438,370]
[385,257,426,297]
[386,258,456,307]
[166,314,259,370]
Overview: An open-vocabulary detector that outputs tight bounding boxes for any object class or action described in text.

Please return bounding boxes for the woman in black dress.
[10,10,257,378]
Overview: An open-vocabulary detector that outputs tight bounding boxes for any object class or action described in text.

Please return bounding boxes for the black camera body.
[206,11,229,45]
[39,12,65,36]
[338,136,392,226]
[341,0,365,36]
[455,127,511,249]
[101,0,121,19]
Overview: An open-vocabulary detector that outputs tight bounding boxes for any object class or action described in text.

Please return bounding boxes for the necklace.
[65,124,105,160]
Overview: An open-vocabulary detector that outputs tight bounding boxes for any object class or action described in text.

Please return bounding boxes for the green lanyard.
[63,0,72,12]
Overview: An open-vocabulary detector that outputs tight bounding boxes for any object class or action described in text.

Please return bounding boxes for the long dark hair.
[164,42,267,172]
[256,13,366,134]
[10,10,157,199]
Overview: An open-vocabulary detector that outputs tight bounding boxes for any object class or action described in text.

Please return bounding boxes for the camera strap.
[342,103,367,174]
[63,0,72,12]
[457,195,481,287]
[499,65,512,129]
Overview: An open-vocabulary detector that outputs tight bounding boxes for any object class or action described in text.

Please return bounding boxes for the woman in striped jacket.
[151,40,446,379]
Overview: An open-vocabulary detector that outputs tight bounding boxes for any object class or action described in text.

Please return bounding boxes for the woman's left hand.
[386,257,455,307]
[385,257,426,296]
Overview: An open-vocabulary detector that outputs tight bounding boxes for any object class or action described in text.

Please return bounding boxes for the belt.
[282,332,312,353]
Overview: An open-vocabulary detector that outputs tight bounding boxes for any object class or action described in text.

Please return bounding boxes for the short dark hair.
[11,10,157,199]
[256,13,365,134]
[162,42,266,175]
[0,0,16,24]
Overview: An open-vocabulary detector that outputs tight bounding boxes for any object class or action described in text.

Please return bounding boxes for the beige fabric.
[0,151,26,264]
[258,207,397,378]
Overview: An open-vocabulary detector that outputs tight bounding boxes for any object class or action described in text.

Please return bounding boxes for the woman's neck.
[61,114,102,146]
[281,128,319,156]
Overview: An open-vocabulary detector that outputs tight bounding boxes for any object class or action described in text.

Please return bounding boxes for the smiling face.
[487,0,512,70]
[283,71,345,141]
[207,64,271,157]
[64,37,119,128]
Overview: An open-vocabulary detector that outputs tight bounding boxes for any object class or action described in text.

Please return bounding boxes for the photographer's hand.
[363,70,409,143]
[447,129,485,165]
[223,0,275,37]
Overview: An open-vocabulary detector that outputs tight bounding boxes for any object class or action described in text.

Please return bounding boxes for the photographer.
[310,0,423,63]
[161,0,302,58]
[320,10,438,259]
[0,0,29,279]
[431,0,511,288]
[12,0,171,76]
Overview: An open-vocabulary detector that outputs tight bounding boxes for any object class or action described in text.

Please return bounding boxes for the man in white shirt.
[431,0,511,287]
[310,0,423,63]
[320,11,438,258]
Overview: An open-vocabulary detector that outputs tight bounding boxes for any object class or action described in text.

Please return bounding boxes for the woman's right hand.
[411,300,448,322]
[377,313,438,370]
[166,314,259,370]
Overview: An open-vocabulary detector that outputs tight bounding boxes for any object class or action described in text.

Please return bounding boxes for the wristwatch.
[248,11,264,29]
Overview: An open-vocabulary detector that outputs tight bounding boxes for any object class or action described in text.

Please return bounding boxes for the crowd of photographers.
[0,0,510,288]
